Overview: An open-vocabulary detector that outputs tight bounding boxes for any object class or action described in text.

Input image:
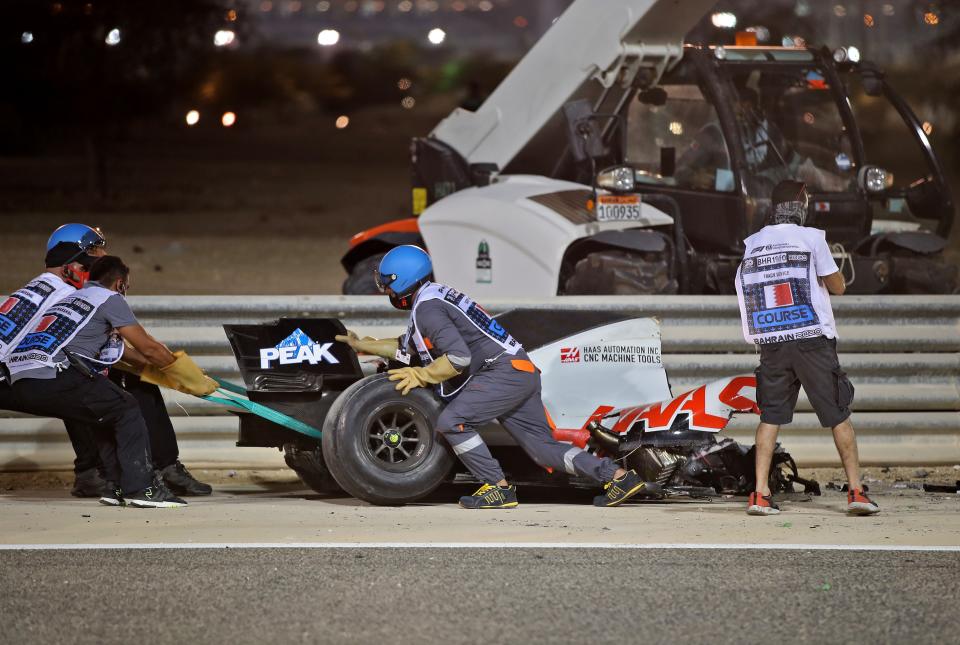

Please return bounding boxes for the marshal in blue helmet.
[338,243,651,510]
[374,245,433,310]
[46,223,106,254]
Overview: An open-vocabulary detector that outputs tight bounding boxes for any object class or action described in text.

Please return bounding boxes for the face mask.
[62,263,89,289]
[772,199,809,226]
[389,292,413,310]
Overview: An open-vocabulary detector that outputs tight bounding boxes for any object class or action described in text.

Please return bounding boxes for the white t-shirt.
[735,224,840,345]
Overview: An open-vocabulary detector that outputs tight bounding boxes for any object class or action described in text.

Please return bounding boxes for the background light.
[185,110,200,126]
[105,28,121,46]
[222,112,237,127]
[847,46,861,62]
[317,29,340,46]
[335,115,350,129]
[401,96,416,109]
[711,12,737,29]
[21,32,34,44]
[214,30,236,47]
[746,25,770,42]
[427,28,446,45]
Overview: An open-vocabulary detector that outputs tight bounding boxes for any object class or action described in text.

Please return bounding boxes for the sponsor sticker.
[259,328,339,369]
[560,343,661,366]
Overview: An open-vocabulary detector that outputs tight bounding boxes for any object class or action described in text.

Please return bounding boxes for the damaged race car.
[223,311,819,505]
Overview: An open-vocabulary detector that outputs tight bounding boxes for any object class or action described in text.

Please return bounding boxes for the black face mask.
[389,292,412,310]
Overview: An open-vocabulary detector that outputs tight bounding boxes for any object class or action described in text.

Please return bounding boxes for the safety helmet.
[45,241,96,289]
[46,223,106,254]
[375,245,433,310]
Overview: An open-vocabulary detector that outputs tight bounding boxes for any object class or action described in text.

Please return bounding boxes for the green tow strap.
[200,377,323,440]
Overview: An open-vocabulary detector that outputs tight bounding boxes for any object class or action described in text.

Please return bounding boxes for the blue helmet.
[375,245,433,307]
[47,223,106,253]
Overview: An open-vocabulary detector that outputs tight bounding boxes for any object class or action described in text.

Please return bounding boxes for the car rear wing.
[222,318,365,448]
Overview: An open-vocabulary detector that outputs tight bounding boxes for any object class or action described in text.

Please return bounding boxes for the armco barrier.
[1,295,958,470]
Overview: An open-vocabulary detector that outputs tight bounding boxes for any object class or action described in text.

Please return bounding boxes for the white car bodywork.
[481,315,756,445]
[531,317,671,429]
[419,175,673,298]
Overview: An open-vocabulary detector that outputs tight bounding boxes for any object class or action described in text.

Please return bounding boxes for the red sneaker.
[847,489,880,515]
[746,491,781,516]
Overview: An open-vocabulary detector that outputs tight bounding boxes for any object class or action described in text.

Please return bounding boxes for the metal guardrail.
[2,295,958,470]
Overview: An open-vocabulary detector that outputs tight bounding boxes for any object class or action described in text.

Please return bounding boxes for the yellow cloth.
[387,355,460,396]
[159,351,218,396]
[335,330,398,359]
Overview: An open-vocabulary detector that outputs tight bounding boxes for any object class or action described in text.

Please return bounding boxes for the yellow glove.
[388,355,461,396]
[138,364,183,390]
[159,351,219,396]
[335,329,398,360]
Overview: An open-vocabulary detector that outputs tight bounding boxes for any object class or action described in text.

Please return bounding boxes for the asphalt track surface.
[2,546,958,644]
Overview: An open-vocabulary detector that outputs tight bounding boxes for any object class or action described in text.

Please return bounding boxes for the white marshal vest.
[400,283,521,398]
[5,285,118,376]
[0,273,75,362]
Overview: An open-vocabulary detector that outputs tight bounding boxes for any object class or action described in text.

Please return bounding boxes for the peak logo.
[560,347,580,363]
[259,328,339,369]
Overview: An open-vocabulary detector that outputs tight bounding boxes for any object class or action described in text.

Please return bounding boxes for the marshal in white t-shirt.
[735,224,840,345]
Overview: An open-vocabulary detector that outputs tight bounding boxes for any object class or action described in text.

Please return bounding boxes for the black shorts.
[756,336,854,428]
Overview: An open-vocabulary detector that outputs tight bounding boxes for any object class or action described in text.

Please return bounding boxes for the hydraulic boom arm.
[430,0,716,172]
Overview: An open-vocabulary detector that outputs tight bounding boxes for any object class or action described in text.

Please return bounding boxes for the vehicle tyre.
[283,443,342,494]
[564,249,678,295]
[342,253,386,295]
[321,374,454,505]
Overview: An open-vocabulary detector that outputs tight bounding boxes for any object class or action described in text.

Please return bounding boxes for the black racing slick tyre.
[341,253,386,295]
[564,249,678,295]
[321,374,454,505]
[283,443,342,495]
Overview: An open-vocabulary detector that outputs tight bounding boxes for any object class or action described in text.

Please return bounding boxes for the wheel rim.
[361,403,432,473]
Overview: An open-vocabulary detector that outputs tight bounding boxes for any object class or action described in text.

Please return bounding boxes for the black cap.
[45,241,96,269]
[772,180,808,207]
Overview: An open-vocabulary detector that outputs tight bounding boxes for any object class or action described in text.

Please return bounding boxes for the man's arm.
[811,231,843,295]
[116,324,175,368]
[387,302,466,395]
[415,301,471,370]
[821,272,846,296]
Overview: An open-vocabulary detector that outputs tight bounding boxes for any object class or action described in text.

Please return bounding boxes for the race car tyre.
[321,373,454,505]
[563,249,678,295]
[283,443,342,495]
[342,253,386,295]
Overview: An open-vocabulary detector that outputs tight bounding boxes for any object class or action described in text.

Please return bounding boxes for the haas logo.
[560,347,580,363]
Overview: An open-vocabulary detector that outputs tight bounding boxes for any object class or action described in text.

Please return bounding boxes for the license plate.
[596,194,643,222]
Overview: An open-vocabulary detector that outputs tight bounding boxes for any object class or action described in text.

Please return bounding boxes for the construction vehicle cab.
[341,0,956,297]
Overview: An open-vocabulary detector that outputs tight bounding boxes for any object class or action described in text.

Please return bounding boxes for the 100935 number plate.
[596,194,643,222]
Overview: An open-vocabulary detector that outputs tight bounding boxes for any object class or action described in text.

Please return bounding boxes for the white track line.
[1,542,959,552]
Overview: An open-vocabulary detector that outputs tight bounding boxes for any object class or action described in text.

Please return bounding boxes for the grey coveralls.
[413,298,620,486]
